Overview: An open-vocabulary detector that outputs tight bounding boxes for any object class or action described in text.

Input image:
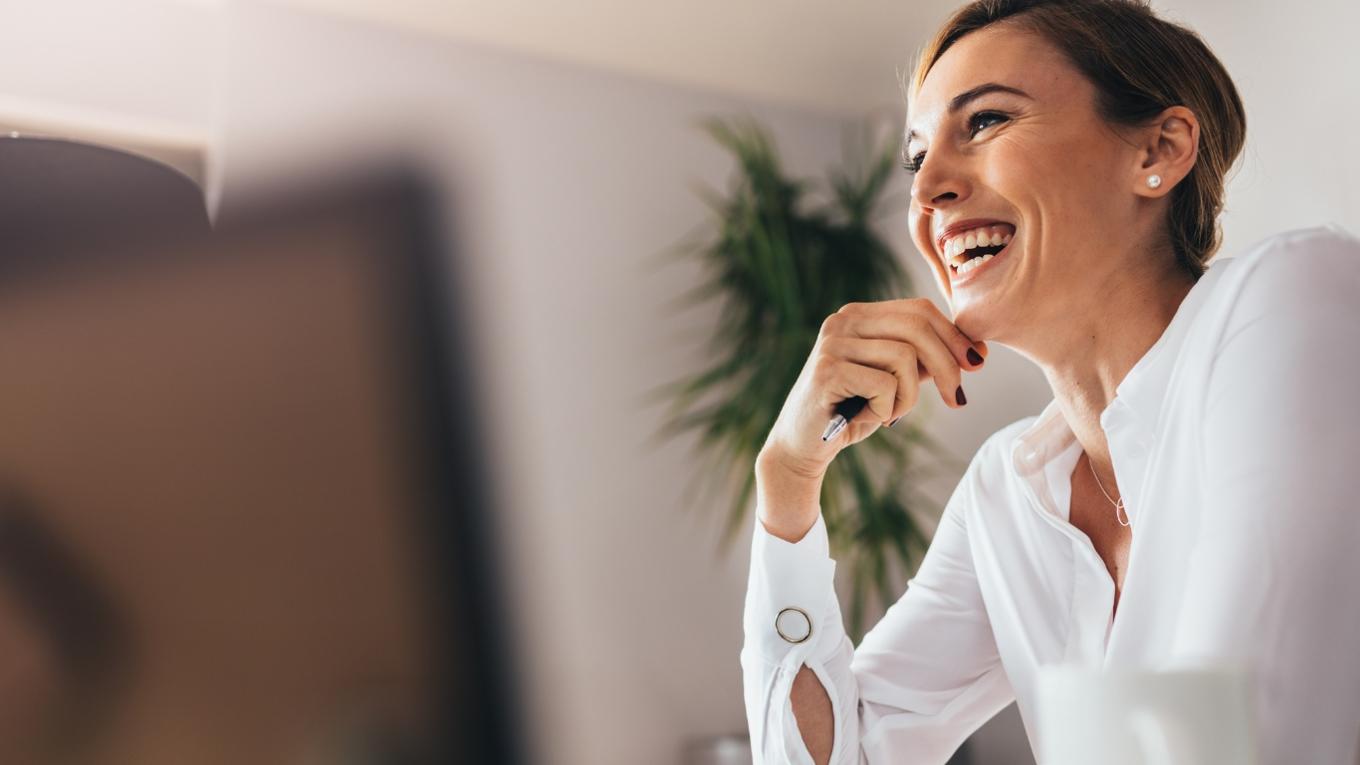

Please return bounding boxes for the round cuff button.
[775,607,812,644]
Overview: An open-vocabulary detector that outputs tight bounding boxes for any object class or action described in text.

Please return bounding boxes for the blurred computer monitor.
[0,168,519,765]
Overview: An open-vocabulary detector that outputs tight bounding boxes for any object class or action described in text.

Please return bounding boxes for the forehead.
[907,24,1076,139]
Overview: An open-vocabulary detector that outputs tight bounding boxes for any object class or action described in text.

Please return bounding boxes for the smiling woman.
[740,1,1360,765]
[904,0,1246,278]
[899,2,1246,347]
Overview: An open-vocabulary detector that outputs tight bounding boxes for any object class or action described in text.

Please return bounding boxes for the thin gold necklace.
[1087,453,1130,527]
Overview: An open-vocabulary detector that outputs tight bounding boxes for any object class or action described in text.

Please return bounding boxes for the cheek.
[983,135,1056,200]
[907,207,952,297]
[983,135,1117,248]
[907,209,934,260]
[1017,133,1120,207]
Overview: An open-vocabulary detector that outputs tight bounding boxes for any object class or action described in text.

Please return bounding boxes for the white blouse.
[742,223,1360,765]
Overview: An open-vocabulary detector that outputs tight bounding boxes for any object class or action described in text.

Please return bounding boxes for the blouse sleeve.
[741,437,1015,764]
[1177,224,1360,765]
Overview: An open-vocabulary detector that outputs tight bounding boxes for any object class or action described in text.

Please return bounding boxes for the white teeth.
[955,253,994,276]
[942,225,1015,266]
[947,230,1013,268]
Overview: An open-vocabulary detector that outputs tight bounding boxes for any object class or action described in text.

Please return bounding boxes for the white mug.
[1035,665,1258,765]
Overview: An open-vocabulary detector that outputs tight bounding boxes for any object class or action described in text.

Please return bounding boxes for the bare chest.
[1068,479,1134,612]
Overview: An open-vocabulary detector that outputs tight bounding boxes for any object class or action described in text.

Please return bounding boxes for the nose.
[908,143,971,213]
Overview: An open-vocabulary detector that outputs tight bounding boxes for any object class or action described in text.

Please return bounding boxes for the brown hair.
[906,0,1246,277]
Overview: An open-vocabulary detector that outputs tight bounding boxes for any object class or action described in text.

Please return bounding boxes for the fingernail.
[967,347,984,366]
[955,386,967,406]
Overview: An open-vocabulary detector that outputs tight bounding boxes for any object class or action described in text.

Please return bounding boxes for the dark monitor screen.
[0,169,519,765]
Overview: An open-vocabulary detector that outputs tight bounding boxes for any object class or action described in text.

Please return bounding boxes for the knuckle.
[874,386,896,416]
[912,298,945,321]
[899,380,919,413]
[897,345,918,372]
[884,370,901,397]
[894,376,911,402]
[820,312,845,335]
[908,296,935,313]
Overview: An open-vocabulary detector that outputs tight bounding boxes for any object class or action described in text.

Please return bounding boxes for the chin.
[948,301,999,345]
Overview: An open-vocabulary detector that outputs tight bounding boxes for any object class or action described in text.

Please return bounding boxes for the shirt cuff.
[743,510,843,666]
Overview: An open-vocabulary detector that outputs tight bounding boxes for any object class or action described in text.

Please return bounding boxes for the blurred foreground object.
[1036,666,1258,765]
[650,118,958,639]
[0,166,519,764]
[0,134,210,247]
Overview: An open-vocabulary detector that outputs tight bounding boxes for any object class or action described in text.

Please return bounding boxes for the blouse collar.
[1011,255,1236,477]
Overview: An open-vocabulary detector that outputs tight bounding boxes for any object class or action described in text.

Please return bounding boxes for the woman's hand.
[755,298,986,540]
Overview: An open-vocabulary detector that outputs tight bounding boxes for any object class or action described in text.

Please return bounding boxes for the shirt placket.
[1014,407,1154,665]
[1097,397,1155,661]
[1011,445,1113,665]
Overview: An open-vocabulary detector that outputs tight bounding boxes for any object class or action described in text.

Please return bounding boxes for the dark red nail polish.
[955,386,967,406]
[967,348,984,366]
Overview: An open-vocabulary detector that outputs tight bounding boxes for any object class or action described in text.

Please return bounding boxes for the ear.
[1132,105,1199,198]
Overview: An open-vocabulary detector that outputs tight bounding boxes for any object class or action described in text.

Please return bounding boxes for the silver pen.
[822,395,870,441]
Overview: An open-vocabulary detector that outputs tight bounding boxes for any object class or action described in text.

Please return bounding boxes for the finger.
[841,311,967,408]
[822,337,921,422]
[906,298,987,371]
[830,299,984,372]
[825,362,899,425]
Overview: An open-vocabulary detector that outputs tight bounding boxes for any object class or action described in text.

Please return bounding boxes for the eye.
[902,149,926,175]
[968,110,1008,137]
[902,111,1010,175]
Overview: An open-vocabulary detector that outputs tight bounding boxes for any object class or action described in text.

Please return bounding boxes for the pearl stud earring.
[1146,174,1162,189]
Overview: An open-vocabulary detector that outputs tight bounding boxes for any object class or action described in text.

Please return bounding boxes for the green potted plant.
[648,116,964,640]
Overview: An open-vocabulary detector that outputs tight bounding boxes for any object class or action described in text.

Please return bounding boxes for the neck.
[1014,260,1197,480]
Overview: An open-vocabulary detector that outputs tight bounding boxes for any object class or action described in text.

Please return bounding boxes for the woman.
[741,1,1360,763]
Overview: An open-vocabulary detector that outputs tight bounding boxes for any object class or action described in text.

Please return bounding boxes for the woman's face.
[905,25,1159,344]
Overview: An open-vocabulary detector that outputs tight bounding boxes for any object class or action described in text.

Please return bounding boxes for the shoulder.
[1220,222,1360,296]
[1190,225,1360,414]
[1203,223,1360,336]
[1238,222,1359,263]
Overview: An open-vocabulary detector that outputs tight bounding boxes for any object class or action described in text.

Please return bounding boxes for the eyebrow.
[905,82,1033,148]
